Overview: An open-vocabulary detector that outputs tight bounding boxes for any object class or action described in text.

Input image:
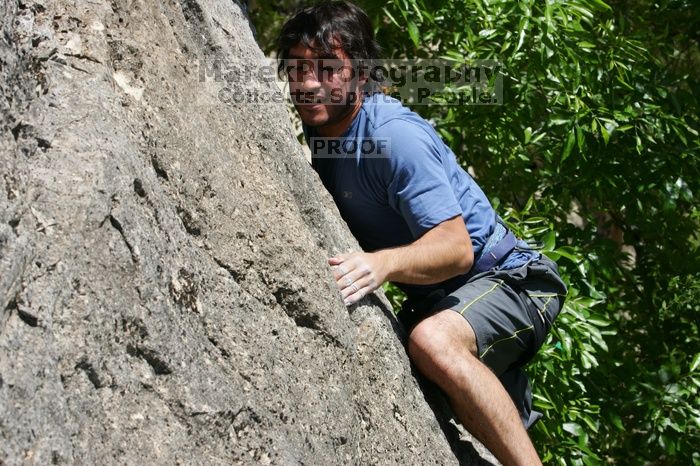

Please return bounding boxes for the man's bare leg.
[408,310,542,466]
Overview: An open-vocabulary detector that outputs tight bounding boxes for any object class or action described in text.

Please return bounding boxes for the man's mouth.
[299,97,325,105]
[292,91,327,105]
[297,101,327,113]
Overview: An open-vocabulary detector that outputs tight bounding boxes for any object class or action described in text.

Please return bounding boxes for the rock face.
[0,1,492,464]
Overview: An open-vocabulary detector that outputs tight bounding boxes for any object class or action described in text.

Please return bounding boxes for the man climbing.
[277,2,567,465]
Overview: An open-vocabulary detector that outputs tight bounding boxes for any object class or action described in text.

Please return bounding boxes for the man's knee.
[407,310,478,381]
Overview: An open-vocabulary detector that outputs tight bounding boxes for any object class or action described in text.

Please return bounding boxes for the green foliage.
[369,0,700,462]
[250,0,700,463]
[501,201,612,465]
[382,281,407,313]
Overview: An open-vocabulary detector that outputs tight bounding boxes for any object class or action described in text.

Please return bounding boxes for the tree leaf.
[600,123,610,145]
[563,422,584,436]
[407,21,420,47]
[611,413,624,430]
[542,230,556,251]
[576,125,585,155]
[562,128,576,161]
[691,353,700,373]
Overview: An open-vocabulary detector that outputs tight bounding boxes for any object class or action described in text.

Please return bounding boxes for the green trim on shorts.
[458,279,504,316]
[479,325,535,359]
[528,293,566,298]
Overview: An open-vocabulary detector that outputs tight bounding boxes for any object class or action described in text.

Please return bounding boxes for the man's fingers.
[328,252,352,265]
[332,264,349,280]
[328,256,345,265]
[343,284,369,306]
[341,275,376,302]
[331,255,363,281]
[330,253,356,279]
[327,252,377,305]
[336,263,371,288]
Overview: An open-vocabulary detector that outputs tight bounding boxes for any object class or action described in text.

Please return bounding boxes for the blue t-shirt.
[305,93,536,299]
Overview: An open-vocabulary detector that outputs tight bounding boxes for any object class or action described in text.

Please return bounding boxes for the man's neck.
[317,97,364,137]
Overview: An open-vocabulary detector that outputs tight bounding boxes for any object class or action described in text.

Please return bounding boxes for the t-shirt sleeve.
[381,121,463,238]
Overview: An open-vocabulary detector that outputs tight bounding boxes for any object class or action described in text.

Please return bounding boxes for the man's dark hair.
[276,1,382,84]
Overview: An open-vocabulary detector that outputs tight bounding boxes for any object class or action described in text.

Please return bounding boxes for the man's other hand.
[329,252,387,306]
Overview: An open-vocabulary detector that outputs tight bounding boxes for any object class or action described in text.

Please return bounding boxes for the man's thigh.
[430,257,566,376]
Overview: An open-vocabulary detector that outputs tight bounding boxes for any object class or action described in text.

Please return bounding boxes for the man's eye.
[287,61,313,74]
[286,65,305,79]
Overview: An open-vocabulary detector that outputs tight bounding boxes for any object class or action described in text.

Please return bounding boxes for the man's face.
[285,42,366,128]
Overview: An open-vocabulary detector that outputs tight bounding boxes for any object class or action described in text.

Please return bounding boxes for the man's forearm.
[375,227,473,286]
[329,215,474,305]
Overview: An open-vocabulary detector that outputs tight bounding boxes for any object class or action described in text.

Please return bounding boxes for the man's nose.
[301,72,321,91]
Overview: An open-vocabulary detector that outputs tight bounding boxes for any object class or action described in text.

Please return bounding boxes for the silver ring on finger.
[350,283,359,293]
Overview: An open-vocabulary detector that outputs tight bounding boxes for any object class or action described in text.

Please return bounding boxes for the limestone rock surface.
[0,0,494,464]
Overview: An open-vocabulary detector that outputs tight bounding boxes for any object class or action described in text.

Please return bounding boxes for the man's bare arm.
[329,215,474,305]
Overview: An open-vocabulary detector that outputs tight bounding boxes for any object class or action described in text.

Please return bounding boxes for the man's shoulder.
[360,93,431,135]
[358,94,444,163]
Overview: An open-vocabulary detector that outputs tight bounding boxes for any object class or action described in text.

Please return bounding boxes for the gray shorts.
[398,255,567,428]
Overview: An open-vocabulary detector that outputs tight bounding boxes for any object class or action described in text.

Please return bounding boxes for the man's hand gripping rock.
[329,252,388,306]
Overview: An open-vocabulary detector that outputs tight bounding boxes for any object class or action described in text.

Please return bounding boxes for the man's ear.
[358,70,369,86]
[356,61,369,86]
